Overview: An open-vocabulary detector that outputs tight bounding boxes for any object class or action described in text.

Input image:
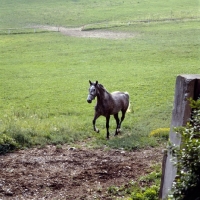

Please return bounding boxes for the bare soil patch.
[36,25,136,39]
[0,145,163,199]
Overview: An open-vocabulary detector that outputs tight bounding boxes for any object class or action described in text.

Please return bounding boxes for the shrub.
[139,171,161,183]
[130,185,159,200]
[11,131,32,148]
[143,187,157,200]
[0,134,18,154]
[169,98,200,200]
[149,128,170,140]
[131,192,145,200]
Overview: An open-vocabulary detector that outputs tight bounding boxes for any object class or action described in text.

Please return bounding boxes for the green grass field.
[0,0,199,151]
[0,0,199,28]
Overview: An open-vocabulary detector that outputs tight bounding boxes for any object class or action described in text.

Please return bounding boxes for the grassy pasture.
[0,0,199,28]
[0,0,199,150]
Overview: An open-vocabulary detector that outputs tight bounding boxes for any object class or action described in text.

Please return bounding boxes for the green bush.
[143,187,157,200]
[149,128,170,140]
[169,98,200,200]
[0,134,18,154]
[139,171,161,183]
[130,185,159,200]
[131,192,145,200]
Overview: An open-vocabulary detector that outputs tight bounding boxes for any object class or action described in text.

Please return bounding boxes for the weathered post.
[160,74,200,199]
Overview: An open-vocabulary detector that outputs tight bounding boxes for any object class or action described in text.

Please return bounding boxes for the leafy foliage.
[131,185,159,200]
[169,98,200,200]
[149,128,170,140]
[0,134,18,154]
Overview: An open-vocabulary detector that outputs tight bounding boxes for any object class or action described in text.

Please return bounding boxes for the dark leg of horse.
[119,110,126,129]
[93,113,100,133]
[106,116,110,139]
[114,113,120,136]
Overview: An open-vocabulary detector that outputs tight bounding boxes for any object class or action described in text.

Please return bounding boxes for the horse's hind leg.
[119,110,126,129]
[114,113,120,136]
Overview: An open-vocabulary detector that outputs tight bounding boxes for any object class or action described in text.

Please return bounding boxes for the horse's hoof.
[117,128,121,133]
[96,129,99,133]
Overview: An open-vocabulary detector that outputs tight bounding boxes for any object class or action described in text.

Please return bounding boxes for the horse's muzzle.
[87,94,93,103]
[87,99,92,103]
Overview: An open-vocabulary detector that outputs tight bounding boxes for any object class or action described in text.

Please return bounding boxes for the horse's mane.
[97,83,109,94]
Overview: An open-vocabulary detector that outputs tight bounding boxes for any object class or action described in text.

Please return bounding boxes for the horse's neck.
[97,88,111,103]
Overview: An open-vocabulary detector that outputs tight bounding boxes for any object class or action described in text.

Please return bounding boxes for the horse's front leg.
[93,112,100,133]
[106,116,110,139]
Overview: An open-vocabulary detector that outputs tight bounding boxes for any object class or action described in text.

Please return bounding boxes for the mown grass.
[0,0,199,151]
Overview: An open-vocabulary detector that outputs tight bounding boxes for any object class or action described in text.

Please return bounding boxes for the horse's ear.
[89,80,92,85]
[95,81,98,86]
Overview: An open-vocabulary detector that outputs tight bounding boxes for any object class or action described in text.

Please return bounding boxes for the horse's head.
[87,80,98,103]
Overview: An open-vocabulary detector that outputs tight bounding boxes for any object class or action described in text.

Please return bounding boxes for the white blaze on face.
[87,85,96,103]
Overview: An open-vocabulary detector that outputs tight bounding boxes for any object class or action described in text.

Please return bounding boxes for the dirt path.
[35,25,136,39]
[0,145,163,199]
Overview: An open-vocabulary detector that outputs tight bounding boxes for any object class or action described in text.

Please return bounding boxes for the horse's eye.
[93,89,96,92]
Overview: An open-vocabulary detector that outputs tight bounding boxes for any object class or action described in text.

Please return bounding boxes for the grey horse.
[87,80,130,139]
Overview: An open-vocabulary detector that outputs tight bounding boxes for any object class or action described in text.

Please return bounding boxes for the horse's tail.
[125,92,131,113]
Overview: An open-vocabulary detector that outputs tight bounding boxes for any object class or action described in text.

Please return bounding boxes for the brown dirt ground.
[0,144,164,200]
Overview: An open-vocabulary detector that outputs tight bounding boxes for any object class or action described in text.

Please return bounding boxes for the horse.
[87,80,130,139]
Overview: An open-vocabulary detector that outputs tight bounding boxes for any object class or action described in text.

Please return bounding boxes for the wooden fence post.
[160,74,200,199]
